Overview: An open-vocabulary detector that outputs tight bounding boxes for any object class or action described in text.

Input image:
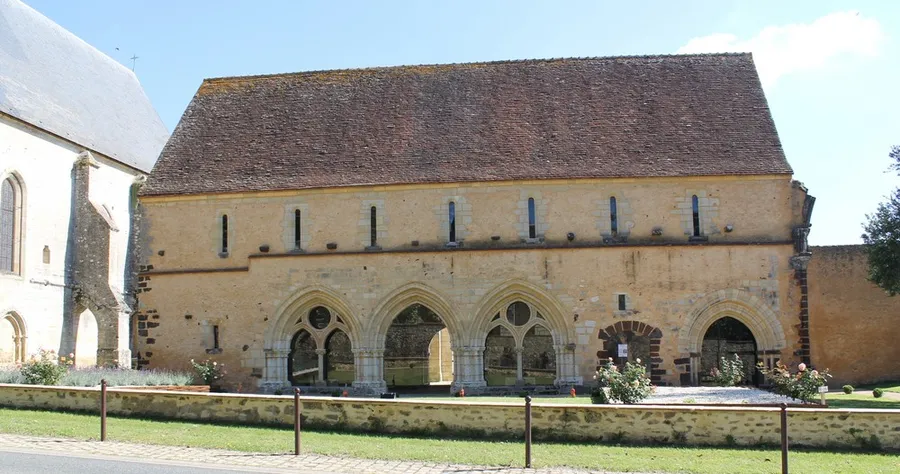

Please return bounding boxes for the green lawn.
[0,408,897,474]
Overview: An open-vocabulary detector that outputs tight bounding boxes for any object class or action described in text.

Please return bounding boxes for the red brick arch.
[597,321,664,385]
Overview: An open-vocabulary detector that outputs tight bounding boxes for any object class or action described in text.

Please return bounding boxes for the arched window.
[221,214,229,254]
[370,206,377,247]
[691,195,701,237]
[609,196,618,236]
[294,209,302,249]
[1,175,23,274]
[527,198,536,239]
[448,202,456,243]
[484,301,555,386]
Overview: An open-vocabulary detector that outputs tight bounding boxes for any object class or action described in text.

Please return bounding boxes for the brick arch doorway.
[597,321,664,385]
[383,303,453,391]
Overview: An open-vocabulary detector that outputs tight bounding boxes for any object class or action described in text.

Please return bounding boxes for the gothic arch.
[677,289,786,385]
[472,279,572,345]
[1,310,26,363]
[0,170,26,275]
[265,286,362,352]
[472,279,581,386]
[678,289,785,354]
[369,282,461,349]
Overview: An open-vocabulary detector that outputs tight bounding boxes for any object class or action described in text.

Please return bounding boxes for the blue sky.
[26,0,899,245]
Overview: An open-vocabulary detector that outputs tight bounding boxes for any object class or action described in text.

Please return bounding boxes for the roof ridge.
[202,52,753,84]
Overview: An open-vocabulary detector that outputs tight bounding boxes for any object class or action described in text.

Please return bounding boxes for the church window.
[448,201,456,243]
[370,206,377,247]
[691,195,701,237]
[609,196,618,236]
[221,214,229,254]
[294,209,302,249]
[527,198,536,239]
[1,175,23,274]
[212,325,220,350]
[618,294,627,311]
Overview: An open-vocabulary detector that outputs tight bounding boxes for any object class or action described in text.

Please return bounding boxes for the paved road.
[0,449,316,474]
[0,433,625,474]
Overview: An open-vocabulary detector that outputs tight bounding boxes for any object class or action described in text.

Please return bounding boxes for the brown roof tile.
[141,53,792,196]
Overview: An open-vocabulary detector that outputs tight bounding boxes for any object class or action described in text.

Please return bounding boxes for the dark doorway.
[700,317,759,385]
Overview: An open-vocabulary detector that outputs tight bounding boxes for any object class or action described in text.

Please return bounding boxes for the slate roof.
[142,53,791,196]
[0,0,168,172]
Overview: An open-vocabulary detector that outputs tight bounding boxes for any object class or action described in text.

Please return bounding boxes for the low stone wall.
[1,384,897,450]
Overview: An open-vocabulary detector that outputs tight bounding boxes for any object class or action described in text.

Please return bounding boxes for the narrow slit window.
[212,325,220,350]
[221,214,229,254]
[609,196,618,236]
[448,202,456,243]
[691,195,701,237]
[527,198,536,239]
[618,294,627,311]
[370,206,377,247]
[0,178,16,272]
[294,209,302,249]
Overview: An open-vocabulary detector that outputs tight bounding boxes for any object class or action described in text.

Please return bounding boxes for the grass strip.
[1,407,898,473]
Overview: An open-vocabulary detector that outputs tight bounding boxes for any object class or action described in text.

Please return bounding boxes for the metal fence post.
[100,379,107,442]
[780,403,788,474]
[524,395,532,468]
[294,388,302,455]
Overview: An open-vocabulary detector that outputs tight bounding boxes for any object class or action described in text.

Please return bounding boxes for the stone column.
[352,348,387,395]
[260,349,290,392]
[451,344,487,393]
[315,348,327,386]
[689,353,702,386]
[515,348,524,385]
[554,343,583,387]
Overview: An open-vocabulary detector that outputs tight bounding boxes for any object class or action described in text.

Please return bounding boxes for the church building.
[0,0,168,367]
[135,53,886,394]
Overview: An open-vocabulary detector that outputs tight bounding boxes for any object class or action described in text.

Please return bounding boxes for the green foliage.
[589,387,609,404]
[862,146,900,296]
[710,353,745,386]
[0,367,24,384]
[873,388,884,398]
[757,361,831,404]
[843,385,854,394]
[594,358,653,404]
[190,359,226,385]
[20,349,72,385]
[61,367,192,387]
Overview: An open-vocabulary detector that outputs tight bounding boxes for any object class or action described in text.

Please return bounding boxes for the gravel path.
[642,386,792,404]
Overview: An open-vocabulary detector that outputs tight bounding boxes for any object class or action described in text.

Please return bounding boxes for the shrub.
[873,388,884,398]
[590,387,609,404]
[20,349,72,385]
[190,359,226,385]
[594,358,653,404]
[0,366,24,384]
[843,385,854,394]
[711,353,745,387]
[61,367,192,387]
[757,361,831,404]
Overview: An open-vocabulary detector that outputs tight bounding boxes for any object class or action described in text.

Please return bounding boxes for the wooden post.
[294,388,302,455]
[780,403,788,474]
[100,379,107,442]
[524,395,532,468]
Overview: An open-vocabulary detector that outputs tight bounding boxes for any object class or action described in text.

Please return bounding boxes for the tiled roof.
[142,53,791,196]
[0,0,168,172]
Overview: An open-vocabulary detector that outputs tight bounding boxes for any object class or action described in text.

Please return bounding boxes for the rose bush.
[758,360,830,403]
[190,358,226,385]
[592,358,653,404]
[710,353,745,387]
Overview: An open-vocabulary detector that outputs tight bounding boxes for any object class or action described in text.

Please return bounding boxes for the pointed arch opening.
[483,300,559,387]
[383,303,453,389]
[324,328,354,385]
[1,173,24,274]
[700,316,759,386]
[0,311,26,364]
[289,329,317,385]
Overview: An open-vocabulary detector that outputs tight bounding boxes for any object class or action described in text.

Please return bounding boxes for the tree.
[862,146,900,295]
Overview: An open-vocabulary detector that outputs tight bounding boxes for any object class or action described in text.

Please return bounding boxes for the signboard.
[617,344,628,358]
[818,386,829,393]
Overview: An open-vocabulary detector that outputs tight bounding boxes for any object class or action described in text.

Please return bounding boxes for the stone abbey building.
[135,53,896,393]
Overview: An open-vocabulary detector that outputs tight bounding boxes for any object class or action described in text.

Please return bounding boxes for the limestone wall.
[1,384,898,450]
[808,245,900,386]
[1,115,142,367]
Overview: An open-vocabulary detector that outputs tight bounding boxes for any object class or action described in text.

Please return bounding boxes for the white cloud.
[677,11,885,87]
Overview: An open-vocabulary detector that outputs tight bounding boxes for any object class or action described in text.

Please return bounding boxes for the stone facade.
[134,175,814,393]
[0,116,147,367]
[808,245,900,386]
